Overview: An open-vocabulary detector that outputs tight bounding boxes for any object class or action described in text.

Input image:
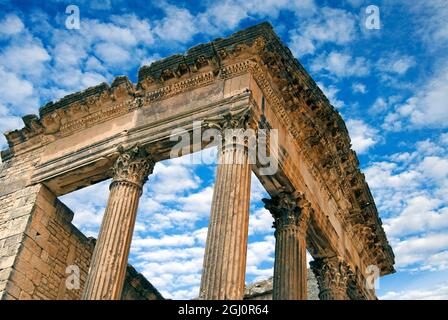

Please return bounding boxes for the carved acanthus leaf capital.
[262,191,312,232]
[204,106,253,131]
[112,144,155,188]
[310,256,351,299]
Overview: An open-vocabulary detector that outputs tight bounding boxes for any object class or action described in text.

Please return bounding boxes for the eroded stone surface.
[0,22,394,300]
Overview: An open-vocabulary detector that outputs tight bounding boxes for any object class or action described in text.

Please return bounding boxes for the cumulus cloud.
[289,7,357,57]
[365,134,448,271]
[380,282,448,300]
[377,53,416,75]
[154,4,198,43]
[352,82,367,94]
[403,1,448,52]
[346,119,380,154]
[249,208,273,235]
[383,64,448,130]
[317,82,344,108]
[0,14,25,37]
[0,66,38,114]
[311,51,370,78]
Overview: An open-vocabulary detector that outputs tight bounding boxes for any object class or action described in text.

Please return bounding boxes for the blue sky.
[0,0,447,299]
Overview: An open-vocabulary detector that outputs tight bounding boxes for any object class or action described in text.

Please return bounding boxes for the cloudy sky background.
[0,0,447,299]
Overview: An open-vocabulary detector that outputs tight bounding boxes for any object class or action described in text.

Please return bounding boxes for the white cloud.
[364,134,448,271]
[0,41,50,78]
[346,119,380,154]
[311,51,370,78]
[403,1,448,52]
[0,66,38,114]
[249,208,273,235]
[0,14,25,37]
[198,0,314,36]
[289,7,357,57]
[369,96,402,115]
[380,282,448,300]
[383,64,448,130]
[154,4,198,43]
[132,234,197,249]
[377,53,416,75]
[317,82,344,108]
[149,161,201,200]
[178,186,213,215]
[60,179,110,236]
[199,2,248,32]
[352,82,367,94]
[94,42,131,66]
[392,233,448,271]
[246,236,275,279]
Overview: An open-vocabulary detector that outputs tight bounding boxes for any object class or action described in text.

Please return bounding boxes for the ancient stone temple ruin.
[0,22,394,300]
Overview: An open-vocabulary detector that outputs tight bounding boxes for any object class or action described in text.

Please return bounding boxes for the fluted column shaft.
[83,145,154,300]
[273,226,307,299]
[200,108,252,300]
[263,192,311,300]
[310,256,351,300]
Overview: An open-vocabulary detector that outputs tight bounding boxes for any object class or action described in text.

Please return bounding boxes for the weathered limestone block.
[0,184,41,300]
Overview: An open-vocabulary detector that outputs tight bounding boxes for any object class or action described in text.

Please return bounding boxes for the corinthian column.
[83,145,154,300]
[263,191,311,300]
[199,107,253,300]
[310,256,351,300]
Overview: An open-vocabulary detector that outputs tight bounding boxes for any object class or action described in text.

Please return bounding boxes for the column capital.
[310,256,351,300]
[112,144,155,188]
[204,106,253,131]
[262,191,312,233]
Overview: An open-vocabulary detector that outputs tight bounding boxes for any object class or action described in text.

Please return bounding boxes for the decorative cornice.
[111,144,154,189]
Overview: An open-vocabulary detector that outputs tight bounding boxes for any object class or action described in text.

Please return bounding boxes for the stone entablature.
[1,22,394,300]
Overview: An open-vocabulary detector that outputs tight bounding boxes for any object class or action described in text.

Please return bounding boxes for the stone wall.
[0,181,162,300]
[244,270,320,300]
[0,124,45,298]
